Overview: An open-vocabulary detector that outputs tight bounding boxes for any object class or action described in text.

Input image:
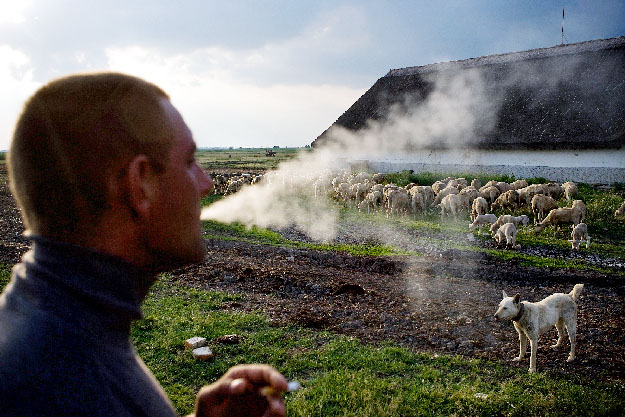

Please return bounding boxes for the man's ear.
[125,154,159,218]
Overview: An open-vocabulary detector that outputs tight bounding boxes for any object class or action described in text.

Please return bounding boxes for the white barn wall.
[347,148,625,184]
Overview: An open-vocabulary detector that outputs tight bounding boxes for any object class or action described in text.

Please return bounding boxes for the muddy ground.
[1,166,624,382]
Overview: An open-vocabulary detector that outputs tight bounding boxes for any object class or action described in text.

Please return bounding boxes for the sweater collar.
[21,235,157,324]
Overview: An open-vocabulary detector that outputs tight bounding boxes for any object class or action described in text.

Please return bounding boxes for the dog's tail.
[569,284,584,301]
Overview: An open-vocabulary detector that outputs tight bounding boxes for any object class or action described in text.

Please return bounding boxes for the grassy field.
[1,263,623,416]
[196,147,304,171]
[3,161,625,415]
[133,276,623,416]
[202,187,625,276]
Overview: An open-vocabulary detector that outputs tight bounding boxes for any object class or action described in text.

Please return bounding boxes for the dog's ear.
[502,290,508,299]
[513,294,520,304]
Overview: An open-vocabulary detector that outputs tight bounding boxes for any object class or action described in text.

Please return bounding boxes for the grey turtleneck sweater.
[0,236,178,417]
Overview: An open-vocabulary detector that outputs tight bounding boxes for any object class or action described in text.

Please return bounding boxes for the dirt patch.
[1,165,623,382]
[171,238,624,382]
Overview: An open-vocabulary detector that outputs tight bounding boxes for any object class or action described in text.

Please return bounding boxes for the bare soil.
[2,166,624,382]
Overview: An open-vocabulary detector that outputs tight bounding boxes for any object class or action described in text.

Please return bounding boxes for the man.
[0,72,288,416]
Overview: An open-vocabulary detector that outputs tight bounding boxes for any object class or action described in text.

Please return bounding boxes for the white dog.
[494,284,584,373]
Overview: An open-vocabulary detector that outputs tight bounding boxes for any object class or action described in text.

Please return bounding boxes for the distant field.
[196,147,304,171]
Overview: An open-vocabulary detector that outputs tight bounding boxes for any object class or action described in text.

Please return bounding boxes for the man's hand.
[194,364,288,417]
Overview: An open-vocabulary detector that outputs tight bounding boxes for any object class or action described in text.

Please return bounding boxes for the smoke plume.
[200,69,497,242]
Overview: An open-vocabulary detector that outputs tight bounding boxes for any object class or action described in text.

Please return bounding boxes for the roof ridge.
[387,35,625,77]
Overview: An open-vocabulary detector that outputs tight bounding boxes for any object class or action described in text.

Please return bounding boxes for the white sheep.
[479,185,500,205]
[412,185,435,209]
[354,172,371,183]
[489,214,529,235]
[568,223,590,250]
[571,200,586,222]
[469,213,497,235]
[471,197,489,221]
[455,178,468,189]
[562,181,578,201]
[358,191,383,213]
[351,182,370,204]
[439,193,464,218]
[531,194,558,224]
[494,181,513,194]
[225,178,244,195]
[431,180,447,195]
[386,189,411,216]
[335,182,352,206]
[517,183,545,205]
[494,222,518,249]
[510,179,529,190]
[515,215,530,228]
[410,190,426,215]
[459,186,479,205]
[616,201,625,219]
[491,190,519,212]
[544,182,564,199]
[432,184,459,207]
[534,207,583,233]
[371,173,385,184]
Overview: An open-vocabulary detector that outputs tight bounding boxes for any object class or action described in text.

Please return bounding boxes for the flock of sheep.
[211,170,625,251]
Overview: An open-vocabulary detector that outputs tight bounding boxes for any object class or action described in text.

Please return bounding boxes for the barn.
[312,36,625,184]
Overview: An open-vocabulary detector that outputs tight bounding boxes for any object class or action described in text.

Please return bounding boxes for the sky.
[1,0,624,151]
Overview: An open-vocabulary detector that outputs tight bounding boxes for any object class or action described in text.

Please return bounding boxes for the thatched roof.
[312,36,625,150]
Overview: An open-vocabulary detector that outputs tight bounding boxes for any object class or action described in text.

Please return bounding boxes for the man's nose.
[198,167,214,196]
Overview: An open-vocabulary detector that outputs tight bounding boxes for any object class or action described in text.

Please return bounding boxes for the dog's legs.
[528,337,538,373]
[551,318,565,349]
[512,324,527,362]
[565,319,577,362]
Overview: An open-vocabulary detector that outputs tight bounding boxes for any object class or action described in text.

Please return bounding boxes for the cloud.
[105,45,365,147]
[0,45,41,150]
[0,0,33,24]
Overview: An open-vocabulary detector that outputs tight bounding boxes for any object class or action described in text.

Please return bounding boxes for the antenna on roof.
[561,8,568,45]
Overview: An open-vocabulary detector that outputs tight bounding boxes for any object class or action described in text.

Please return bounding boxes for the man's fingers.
[263,396,286,417]
[226,364,288,392]
[229,378,251,395]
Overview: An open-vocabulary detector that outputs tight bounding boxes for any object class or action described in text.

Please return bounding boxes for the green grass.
[196,148,301,171]
[131,277,625,416]
[0,264,10,289]
[201,185,625,274]
[383,170,516,187]
[2,264,623,416]
[203,219,411,257]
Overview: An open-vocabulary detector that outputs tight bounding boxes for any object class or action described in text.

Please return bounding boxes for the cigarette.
[260,381,301,397]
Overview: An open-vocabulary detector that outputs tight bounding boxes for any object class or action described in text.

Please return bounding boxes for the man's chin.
[151,243,207,272]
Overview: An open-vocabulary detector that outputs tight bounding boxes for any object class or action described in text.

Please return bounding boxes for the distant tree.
[273,145,280,149]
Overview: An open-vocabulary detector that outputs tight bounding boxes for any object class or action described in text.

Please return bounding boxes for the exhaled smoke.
[200,153,340,241]
[200,69,497,241]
